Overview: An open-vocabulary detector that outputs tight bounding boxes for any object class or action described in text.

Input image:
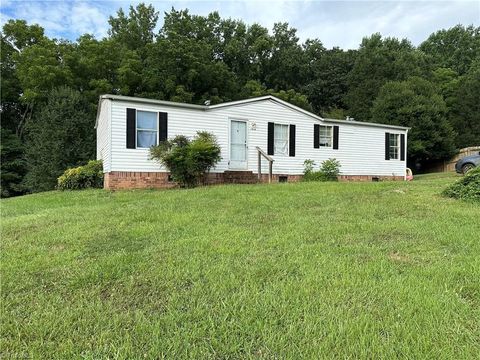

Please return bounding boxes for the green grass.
[1,173,479,359]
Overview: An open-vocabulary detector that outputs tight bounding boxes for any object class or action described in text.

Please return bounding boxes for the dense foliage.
[303,158,341,181]
[150,132,221,188]
[1,4,479,196]
[371,76,457,164]
[57,160,104,190]
[442,167,480,202]
[23,87,96,192]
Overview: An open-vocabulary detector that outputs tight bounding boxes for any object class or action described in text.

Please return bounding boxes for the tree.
[1,20,48,197]
[346,34,425,121]
[1,20,49,136]
[1,129,27,197]
[23,87,96,192]
[108,3,158,54]
[420,25,480,76]
[68,35,124,102]
[1,19,45,51]
[302,45,356,115]
[371,76,456,166]
[143,8,238,104]
[450,62,480,148]
[264,22,304,90]
[239,80,312,111]
[15,40,74,104]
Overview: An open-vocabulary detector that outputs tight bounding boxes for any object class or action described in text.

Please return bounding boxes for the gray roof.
[97,94,410,131]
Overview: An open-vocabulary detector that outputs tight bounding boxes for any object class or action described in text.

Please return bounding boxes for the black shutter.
[333,125,339,150]
[267,122,274,155]
[314,124,320,148]
[159,112,168,142]
[385,132,390,160]
[400,133,405,161]
[126,108,136,149]
[289,125,296,157]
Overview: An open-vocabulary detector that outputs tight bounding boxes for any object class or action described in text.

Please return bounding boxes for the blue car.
[455,154,480,174]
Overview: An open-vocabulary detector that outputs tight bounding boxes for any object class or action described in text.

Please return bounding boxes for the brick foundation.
[258,174,303,183]
[103,171,404,190]
[104,171,226,190]
[338,175,404,182]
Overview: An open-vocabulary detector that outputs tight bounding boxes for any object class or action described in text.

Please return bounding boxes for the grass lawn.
[1,173,479,358]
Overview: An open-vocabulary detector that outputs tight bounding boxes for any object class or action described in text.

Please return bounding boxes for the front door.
[230,120,247,169]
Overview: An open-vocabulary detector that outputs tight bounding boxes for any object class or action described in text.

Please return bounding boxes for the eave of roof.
[322,118,410,131]
[96,94,410,131]
[99,94,206,110]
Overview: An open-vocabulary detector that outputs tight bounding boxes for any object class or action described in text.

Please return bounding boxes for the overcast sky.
[1,0,479,49]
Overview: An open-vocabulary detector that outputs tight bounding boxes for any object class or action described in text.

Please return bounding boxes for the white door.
[230,120,247,169]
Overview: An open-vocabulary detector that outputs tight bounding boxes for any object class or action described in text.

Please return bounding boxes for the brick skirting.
[338,175,405,182]
[103,171,404,190]
[104,171,225,190]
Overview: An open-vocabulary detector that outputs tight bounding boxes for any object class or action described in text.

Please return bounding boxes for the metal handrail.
[256,146,274,183]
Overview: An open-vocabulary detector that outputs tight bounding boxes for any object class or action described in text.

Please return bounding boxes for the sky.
[1,0,479,49]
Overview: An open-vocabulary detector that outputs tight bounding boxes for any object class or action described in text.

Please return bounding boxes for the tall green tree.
[108,3,158,54]
[1,20,48,197]
[143,8,238,104]
[450,62,480,148]
[67,35,123,102]
[302,44,357,116]
[23,87,96,192]
[346,34,425,121]
[1,19,48,135]
[420,25,480,76]
[1,129,27,197]
[371,77,456,165]
[264,22,304,90]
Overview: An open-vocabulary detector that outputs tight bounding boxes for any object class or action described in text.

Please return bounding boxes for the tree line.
[1,3,479,197]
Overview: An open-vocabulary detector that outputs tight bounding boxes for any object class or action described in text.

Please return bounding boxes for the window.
[319,125,333,147]
[274,124,289,156]
[389,133,400,160]
[136,111,158,148]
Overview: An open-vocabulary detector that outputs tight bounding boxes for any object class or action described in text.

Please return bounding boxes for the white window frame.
[136,110,158,149]
[319,125,333,148]
[274,123,289,156]
[389,133,400,160]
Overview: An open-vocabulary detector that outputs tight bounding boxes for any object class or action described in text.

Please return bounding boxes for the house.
[96,95,409,189]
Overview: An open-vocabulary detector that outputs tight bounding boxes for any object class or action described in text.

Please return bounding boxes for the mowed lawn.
[1,173,479,359]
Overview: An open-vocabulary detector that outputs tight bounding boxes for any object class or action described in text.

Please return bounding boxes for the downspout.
[405,128,409,180]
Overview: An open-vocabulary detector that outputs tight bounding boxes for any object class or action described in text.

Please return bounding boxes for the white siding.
[96,99,111,172]
[109,101,230,172]
[106,98,407,177]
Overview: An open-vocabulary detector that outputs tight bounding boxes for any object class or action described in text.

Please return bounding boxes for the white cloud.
[294,1,480,48]
[1,0,478,47]
[70,2,109,38]
[1,0,110,40]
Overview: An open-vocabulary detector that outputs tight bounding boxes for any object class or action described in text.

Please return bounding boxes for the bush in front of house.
[57,160,103,190]
[150,131,221,188]
[303,158,341,182]
[442,167,480,202]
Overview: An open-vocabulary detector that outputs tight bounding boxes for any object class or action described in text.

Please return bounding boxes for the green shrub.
[150,131,221,188]
[57,160,103,190]
[303,158,341,182]
[319,158,342,181]
[442,167,480,202]
[303,159,315,174]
